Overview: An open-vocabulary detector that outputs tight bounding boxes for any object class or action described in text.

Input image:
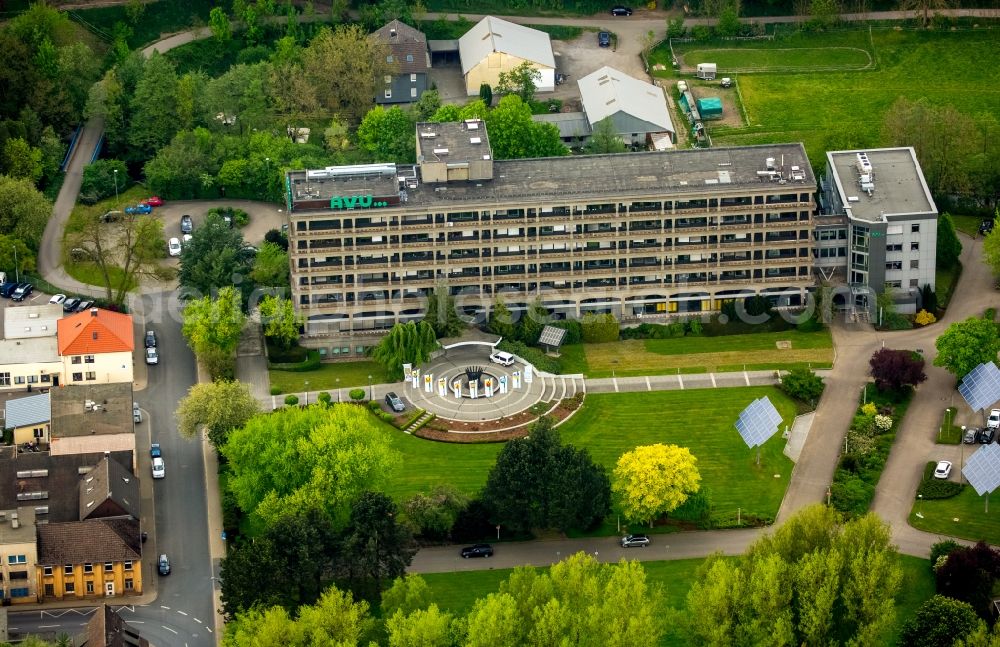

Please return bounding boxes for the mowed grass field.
[560,329,833,377]
[909,485,1000,546]
[557,387,797,520]
[679,46,872,71]
[657,28,1000,162]
[416,554,934,646]
[379,387,796,523]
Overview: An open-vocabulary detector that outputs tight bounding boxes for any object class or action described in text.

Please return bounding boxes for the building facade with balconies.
[287,121,817,352]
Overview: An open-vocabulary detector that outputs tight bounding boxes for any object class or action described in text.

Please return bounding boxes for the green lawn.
[909,483,1000,545]
[557,387,797,521]
[383,429,503,502]
[936,262,962,308]
[417,554,934,646]
[567,329,833,377]
[653,29,1000,168]
[268,360,389,394]
[951,214,985,238]
[678,45,873,72]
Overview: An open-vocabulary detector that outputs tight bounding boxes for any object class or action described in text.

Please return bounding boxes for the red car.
[142,196,164,207]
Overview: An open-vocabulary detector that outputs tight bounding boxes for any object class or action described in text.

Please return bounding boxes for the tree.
[481,418,611,533]
[488,297,516,340]
[303,25,393,123]
[414,89,441,120]
[869,348,927,392]
[495,61,541,104]
[936,541,1000,618]
[934,316,1000,379]
[585,118,627,154]
[128,53,181,163]
[386,605,454,647]
[79,159,129,205]
[401,485,468,540]
[0,235,35,277]
[478,83,493,107]
[250,241,290,288]
[175,380,261,447]
[370,321,438,381]
[2,137,43,183]
[381,574,432,617]
[181,286,246,379]
[209,7,233,43]
[178,213,250,298]
[984,218,1000,279]
[222,405,401,527]
[264,228,289,251]
[222,586,374,647]
[258,296,301,350]
[684,505,902,646]
[356,106,416,163]
[937,213,962,270]
[68,211,171,306]
[580,312,619,343]
[900,595,983,647]
[780,367,825,404]
[485,95,568,160]
[339,491,416,599]
[516,298,548,345]
[897,0,954,27]
[921,283,938,313]
[0,174,51,250]
[202,63,269,135]
[612,444,701,526]
[717,4,742,36]
[423,285,466,338]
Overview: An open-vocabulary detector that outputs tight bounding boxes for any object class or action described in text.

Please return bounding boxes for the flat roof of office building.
[288,143,814,211]
[827,147,936,223]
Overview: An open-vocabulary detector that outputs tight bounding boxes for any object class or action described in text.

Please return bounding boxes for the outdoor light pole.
[113,168,119,208]
[304,380,309,406]
[368,374,373,400]
[12,246,18,283]
[336,378,341,403]
[961,426,966,484]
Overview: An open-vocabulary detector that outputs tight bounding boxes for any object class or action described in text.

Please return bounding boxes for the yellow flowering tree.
[612,444,701,526]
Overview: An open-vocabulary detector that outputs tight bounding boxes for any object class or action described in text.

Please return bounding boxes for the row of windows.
[69,355,95,364]
[43,561,132,576]
[0,372,54,386]
[3,587,30,598]
[886,279,921,289]
[886,260,920,270]
[384,73,420,83]
[6,555,26,565]
[886,243,920,252]
[71,372,97,382]
[385,54,417,64]
[385,87,418,99]
[44,579,133,595]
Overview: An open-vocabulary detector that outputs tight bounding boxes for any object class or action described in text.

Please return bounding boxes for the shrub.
[780,368,825,404]
[917,478,963,500]
[450,499,496,543]
[496,340,561,374]
[284,394,299,406]
[686,318,703,336]
[551,319,582,345]
[269,386,282,396]
[874,414,893,431]
[349,388,366,401]
[915,309,937,326]
[986,308,997,322]
[379,411,395,423]
[581,313,619,343]
[79,159,130,204]
[368,400,382,412]
[931,540,962,571]
[317,392,332,406]
[861,402,878,417]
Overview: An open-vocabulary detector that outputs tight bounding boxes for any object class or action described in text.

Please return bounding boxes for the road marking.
[711,373,717,388]
[207,627,213,633]
[645,376,651,391]
[612,377,619,392]
[677,373,684,389]
[160,606,171,610]
[162,625,178,634]
[744,370,750,386]
[194,617,203,624]
[177,610,188,616]
[38,625,61,629]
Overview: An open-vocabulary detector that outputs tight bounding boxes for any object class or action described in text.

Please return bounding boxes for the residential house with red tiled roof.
[57,308,134,387]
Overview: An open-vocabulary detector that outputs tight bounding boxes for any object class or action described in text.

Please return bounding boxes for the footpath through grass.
[416,554,933,646]
[564,329,833,377]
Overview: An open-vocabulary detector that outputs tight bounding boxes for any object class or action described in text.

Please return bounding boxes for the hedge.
[269,350,322,371]
[917,461,964,499]
[496,340,561,374]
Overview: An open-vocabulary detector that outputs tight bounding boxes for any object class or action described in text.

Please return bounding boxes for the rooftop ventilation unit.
[470,137,482,144]
[765,157,776,171]
[433,148,449,155]
[465,120,480,130]
[855,152,873,175]
[420,132,437,138]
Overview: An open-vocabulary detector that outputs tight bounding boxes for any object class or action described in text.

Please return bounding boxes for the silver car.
[620,534,650,548]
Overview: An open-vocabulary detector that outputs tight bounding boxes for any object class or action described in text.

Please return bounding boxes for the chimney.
[90,308,98,317]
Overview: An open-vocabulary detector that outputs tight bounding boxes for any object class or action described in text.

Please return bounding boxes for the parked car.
[158,554,171,575]
[611,5,633,15]
[150,443,161,458]
[490,351,515,366]
[598,31,611,47]
[167,237,182,257]
[145,347,159,365]
[721,77,733,88]
[74,300,93,312]
[101,210,123,223]
[133,403,143,424]
[385,392,405,412]
[964,427,978,444]
[144,196,164,207]
[151,457,165,479]
[620,534,651,548]
[125,204,153,215]
[180,214,193,234]
[49,294,66,305]
[934,460,953,479]
[0,282,17,298]
[988,408,1000,430]
[461,544,494,558]
[978,427,996,444]
[981,219,995,235]
[62,297,80,312]
[11,283,33,301]
[182,234,193,245]
[145,330,157,348]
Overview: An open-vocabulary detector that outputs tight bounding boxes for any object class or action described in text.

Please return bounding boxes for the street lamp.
[113,168,119,208]
[368,374,373,400]
[336,378,341,403]
[304,380,309,406]
[264,157,271,199]
[961,426,967,484]
[12,245,18,283]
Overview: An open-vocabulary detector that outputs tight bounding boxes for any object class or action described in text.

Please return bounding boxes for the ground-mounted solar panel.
[735,396,783,449]
[538,325,568,349]
[963,443,1000,497]
[958,362,1000,413]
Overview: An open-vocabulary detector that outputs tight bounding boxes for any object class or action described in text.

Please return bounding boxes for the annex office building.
[816,147,938,314]
[287,121,818,345]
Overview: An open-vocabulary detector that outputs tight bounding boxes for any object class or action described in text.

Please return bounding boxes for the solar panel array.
[958,362,1000,412]
[963,443,1000,496]
[735,396,783,449]
[538,325,568,349]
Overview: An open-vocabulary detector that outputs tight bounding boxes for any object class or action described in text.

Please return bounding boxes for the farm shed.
[696,97,723,119]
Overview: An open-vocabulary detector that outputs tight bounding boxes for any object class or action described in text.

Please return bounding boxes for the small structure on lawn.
[697,97,723,120]
[696,62,717,80]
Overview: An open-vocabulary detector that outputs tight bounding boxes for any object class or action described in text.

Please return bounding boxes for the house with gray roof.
[5,392,51,446]
[578,66,675,147]
[458,16,555,96]
[372,20,430,105]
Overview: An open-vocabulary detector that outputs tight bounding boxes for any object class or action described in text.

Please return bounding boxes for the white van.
[489,351,515,366]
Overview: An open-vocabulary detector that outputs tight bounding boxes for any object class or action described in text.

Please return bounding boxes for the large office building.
[287,121,818,352]
[816,147,938,313]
